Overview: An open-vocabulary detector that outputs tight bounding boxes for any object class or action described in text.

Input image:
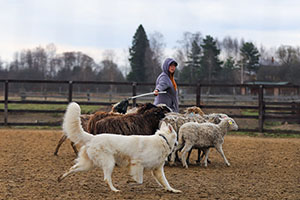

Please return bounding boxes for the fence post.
[132,82,137,107]
[4,80,8,125]
[258,85,264,132]
[68,81,73,102]
[196,82,201,107]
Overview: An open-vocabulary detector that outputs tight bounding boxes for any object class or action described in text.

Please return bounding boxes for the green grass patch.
[241,109,258,116]
[0,126,62,130]
[0,104,102,114]
[228,131,300,138]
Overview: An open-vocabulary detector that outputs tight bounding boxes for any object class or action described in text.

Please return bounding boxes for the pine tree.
[127,25,150,82]
[180,39,202,83]
[240,42,260,73]
[200,35,223,84]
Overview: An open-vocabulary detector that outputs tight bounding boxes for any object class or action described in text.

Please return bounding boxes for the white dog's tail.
[63,102,93,145]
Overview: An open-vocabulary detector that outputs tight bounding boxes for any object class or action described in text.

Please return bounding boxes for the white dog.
[58,102,181,193]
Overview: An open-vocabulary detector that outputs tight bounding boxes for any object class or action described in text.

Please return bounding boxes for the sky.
[1,0,300,67]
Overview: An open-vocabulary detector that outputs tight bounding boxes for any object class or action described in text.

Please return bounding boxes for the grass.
[229,131,300,138]
[241,109,258,116]
[0,103,103,114]
[0,126,62,130]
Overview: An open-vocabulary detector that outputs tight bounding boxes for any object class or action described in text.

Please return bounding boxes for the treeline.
[1,24,300,88]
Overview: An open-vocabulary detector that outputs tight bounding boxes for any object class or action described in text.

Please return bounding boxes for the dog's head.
[112,100,129,114]
[157,121,178,151]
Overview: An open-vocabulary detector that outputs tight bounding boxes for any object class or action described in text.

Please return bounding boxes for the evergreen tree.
[127,24,150,82]
[240,42,260,73]
[219,56,237,83]
[200,35,223,84]
[180,39,202,83]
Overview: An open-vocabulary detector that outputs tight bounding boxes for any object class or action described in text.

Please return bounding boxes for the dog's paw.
[168,188,182,193]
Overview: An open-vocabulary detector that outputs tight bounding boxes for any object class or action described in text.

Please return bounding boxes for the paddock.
[0,129,299,200]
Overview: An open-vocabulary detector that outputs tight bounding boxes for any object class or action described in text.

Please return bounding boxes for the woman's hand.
[153,89,159,96]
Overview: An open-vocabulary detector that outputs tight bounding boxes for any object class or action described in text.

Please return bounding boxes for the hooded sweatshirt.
[154,58,179,112]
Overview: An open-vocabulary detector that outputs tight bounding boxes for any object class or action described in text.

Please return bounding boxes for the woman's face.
[168,64,176,74]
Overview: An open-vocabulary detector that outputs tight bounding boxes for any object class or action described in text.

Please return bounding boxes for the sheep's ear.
[228,120,233,125]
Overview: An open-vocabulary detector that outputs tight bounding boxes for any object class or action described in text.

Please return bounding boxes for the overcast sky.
[1,0,300,66]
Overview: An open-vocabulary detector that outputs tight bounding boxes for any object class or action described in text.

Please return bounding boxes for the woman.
[153,58,179,112]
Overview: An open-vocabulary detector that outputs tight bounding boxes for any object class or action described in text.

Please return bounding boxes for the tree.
[0,58,7,79]
[146,31,166,82]
[240,42,260,74]
[219,57,238,83]
[200,35,223,84]
[174,32,202,72]
[221,36,240,59]
[276,45,299,66]
[127,24,150,82]
[97,59,126,92]
[180,38,202,83]
[56,51,97,81]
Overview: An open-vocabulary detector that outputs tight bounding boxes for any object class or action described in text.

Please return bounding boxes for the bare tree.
[174,32,202,71]
[276,45,299,66]
[144,31,166,83]
[221,36,240,60]
[45,43,57,78]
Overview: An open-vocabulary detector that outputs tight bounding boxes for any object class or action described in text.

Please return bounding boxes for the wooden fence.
[0,79,300,134]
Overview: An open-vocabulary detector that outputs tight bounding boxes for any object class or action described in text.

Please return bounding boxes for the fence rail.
[1,79,300,134]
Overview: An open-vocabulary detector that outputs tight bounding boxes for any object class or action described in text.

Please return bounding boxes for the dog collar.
[159,134,171,151]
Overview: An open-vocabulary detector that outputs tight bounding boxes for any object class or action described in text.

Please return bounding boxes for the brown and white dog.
[58,102,181,193]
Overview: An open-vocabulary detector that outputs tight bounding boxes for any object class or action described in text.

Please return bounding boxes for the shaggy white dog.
[58,102,181,193]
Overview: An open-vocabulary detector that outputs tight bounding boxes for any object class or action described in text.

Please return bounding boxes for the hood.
[161,58,178,75]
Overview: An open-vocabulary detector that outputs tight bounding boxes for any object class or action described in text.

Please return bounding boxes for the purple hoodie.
[154,58,179,112]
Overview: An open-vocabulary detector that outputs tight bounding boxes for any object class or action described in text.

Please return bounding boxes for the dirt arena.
[0,129,299,200]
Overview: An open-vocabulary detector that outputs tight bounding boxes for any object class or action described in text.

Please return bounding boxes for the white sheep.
[161,111,229,163]
[170,117,238,168]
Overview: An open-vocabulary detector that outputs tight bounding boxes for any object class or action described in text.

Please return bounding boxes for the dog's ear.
[160,121,167,128]
[168,124,174,133]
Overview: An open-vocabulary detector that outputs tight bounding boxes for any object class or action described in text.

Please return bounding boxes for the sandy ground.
[0,129,300,200]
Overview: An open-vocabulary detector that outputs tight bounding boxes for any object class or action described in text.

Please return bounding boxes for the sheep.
[161,110,229,163]
[170,117,238,168]
[184,106,205,116]
[89,105,171,136]
[87,103,157,134]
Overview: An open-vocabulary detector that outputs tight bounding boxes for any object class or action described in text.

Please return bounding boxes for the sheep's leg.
[186,149,193,165]
[54,134,67,156]
[175,151,181,162]
[170,142,183,165]
[71,142,78,155]
[203,148,211,167]
[215,145,230,167]
[180,144,193,168]
[199,148,211,164]
[196,148,201,163]
[151,165,181,193]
